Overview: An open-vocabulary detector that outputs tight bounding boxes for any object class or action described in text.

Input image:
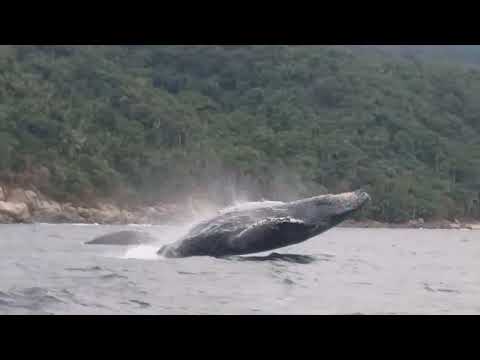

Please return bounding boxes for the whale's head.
[289,189,371,232]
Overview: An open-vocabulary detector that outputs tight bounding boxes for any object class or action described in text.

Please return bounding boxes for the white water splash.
[117,223,194,260]
[121,245,160,260]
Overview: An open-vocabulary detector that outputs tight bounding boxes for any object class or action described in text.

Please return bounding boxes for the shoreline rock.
[0,185,191,225]
[0,201,31,222]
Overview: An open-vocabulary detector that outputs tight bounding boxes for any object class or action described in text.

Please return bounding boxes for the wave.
[230,252,317,264]
[36,223,100,226]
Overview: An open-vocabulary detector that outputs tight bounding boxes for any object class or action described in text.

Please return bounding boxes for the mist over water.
[180,163,328,218]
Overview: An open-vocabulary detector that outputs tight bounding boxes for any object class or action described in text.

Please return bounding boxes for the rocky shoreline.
[2,184,480,229]
[0,185,190,225]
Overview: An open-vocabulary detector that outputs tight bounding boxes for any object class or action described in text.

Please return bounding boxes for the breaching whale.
[157,189,370,258]
[85,190,370,258]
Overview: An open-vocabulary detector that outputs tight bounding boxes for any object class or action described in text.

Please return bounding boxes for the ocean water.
[0,223,479,314]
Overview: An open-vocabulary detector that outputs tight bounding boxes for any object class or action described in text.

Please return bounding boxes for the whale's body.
[157,190,370,258]
[85,190,370,258]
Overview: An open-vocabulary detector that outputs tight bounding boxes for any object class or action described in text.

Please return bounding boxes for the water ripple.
[230,253,317,264]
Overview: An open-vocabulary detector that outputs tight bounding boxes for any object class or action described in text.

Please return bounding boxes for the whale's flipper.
[230,217,315,254]
[234,217,307,238]
[85,230,157,246]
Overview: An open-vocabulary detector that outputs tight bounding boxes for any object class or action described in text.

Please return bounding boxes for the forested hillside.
[1,45,480,223]
[352,45,480,67]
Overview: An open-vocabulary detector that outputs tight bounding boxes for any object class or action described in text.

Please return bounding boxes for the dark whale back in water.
[85,230,157,245]
[157,189,370,258]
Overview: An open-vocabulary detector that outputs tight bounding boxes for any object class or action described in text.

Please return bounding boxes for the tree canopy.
[1,45,480,223]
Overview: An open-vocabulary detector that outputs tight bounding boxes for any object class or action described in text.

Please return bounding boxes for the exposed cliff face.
[0,184,190,225]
